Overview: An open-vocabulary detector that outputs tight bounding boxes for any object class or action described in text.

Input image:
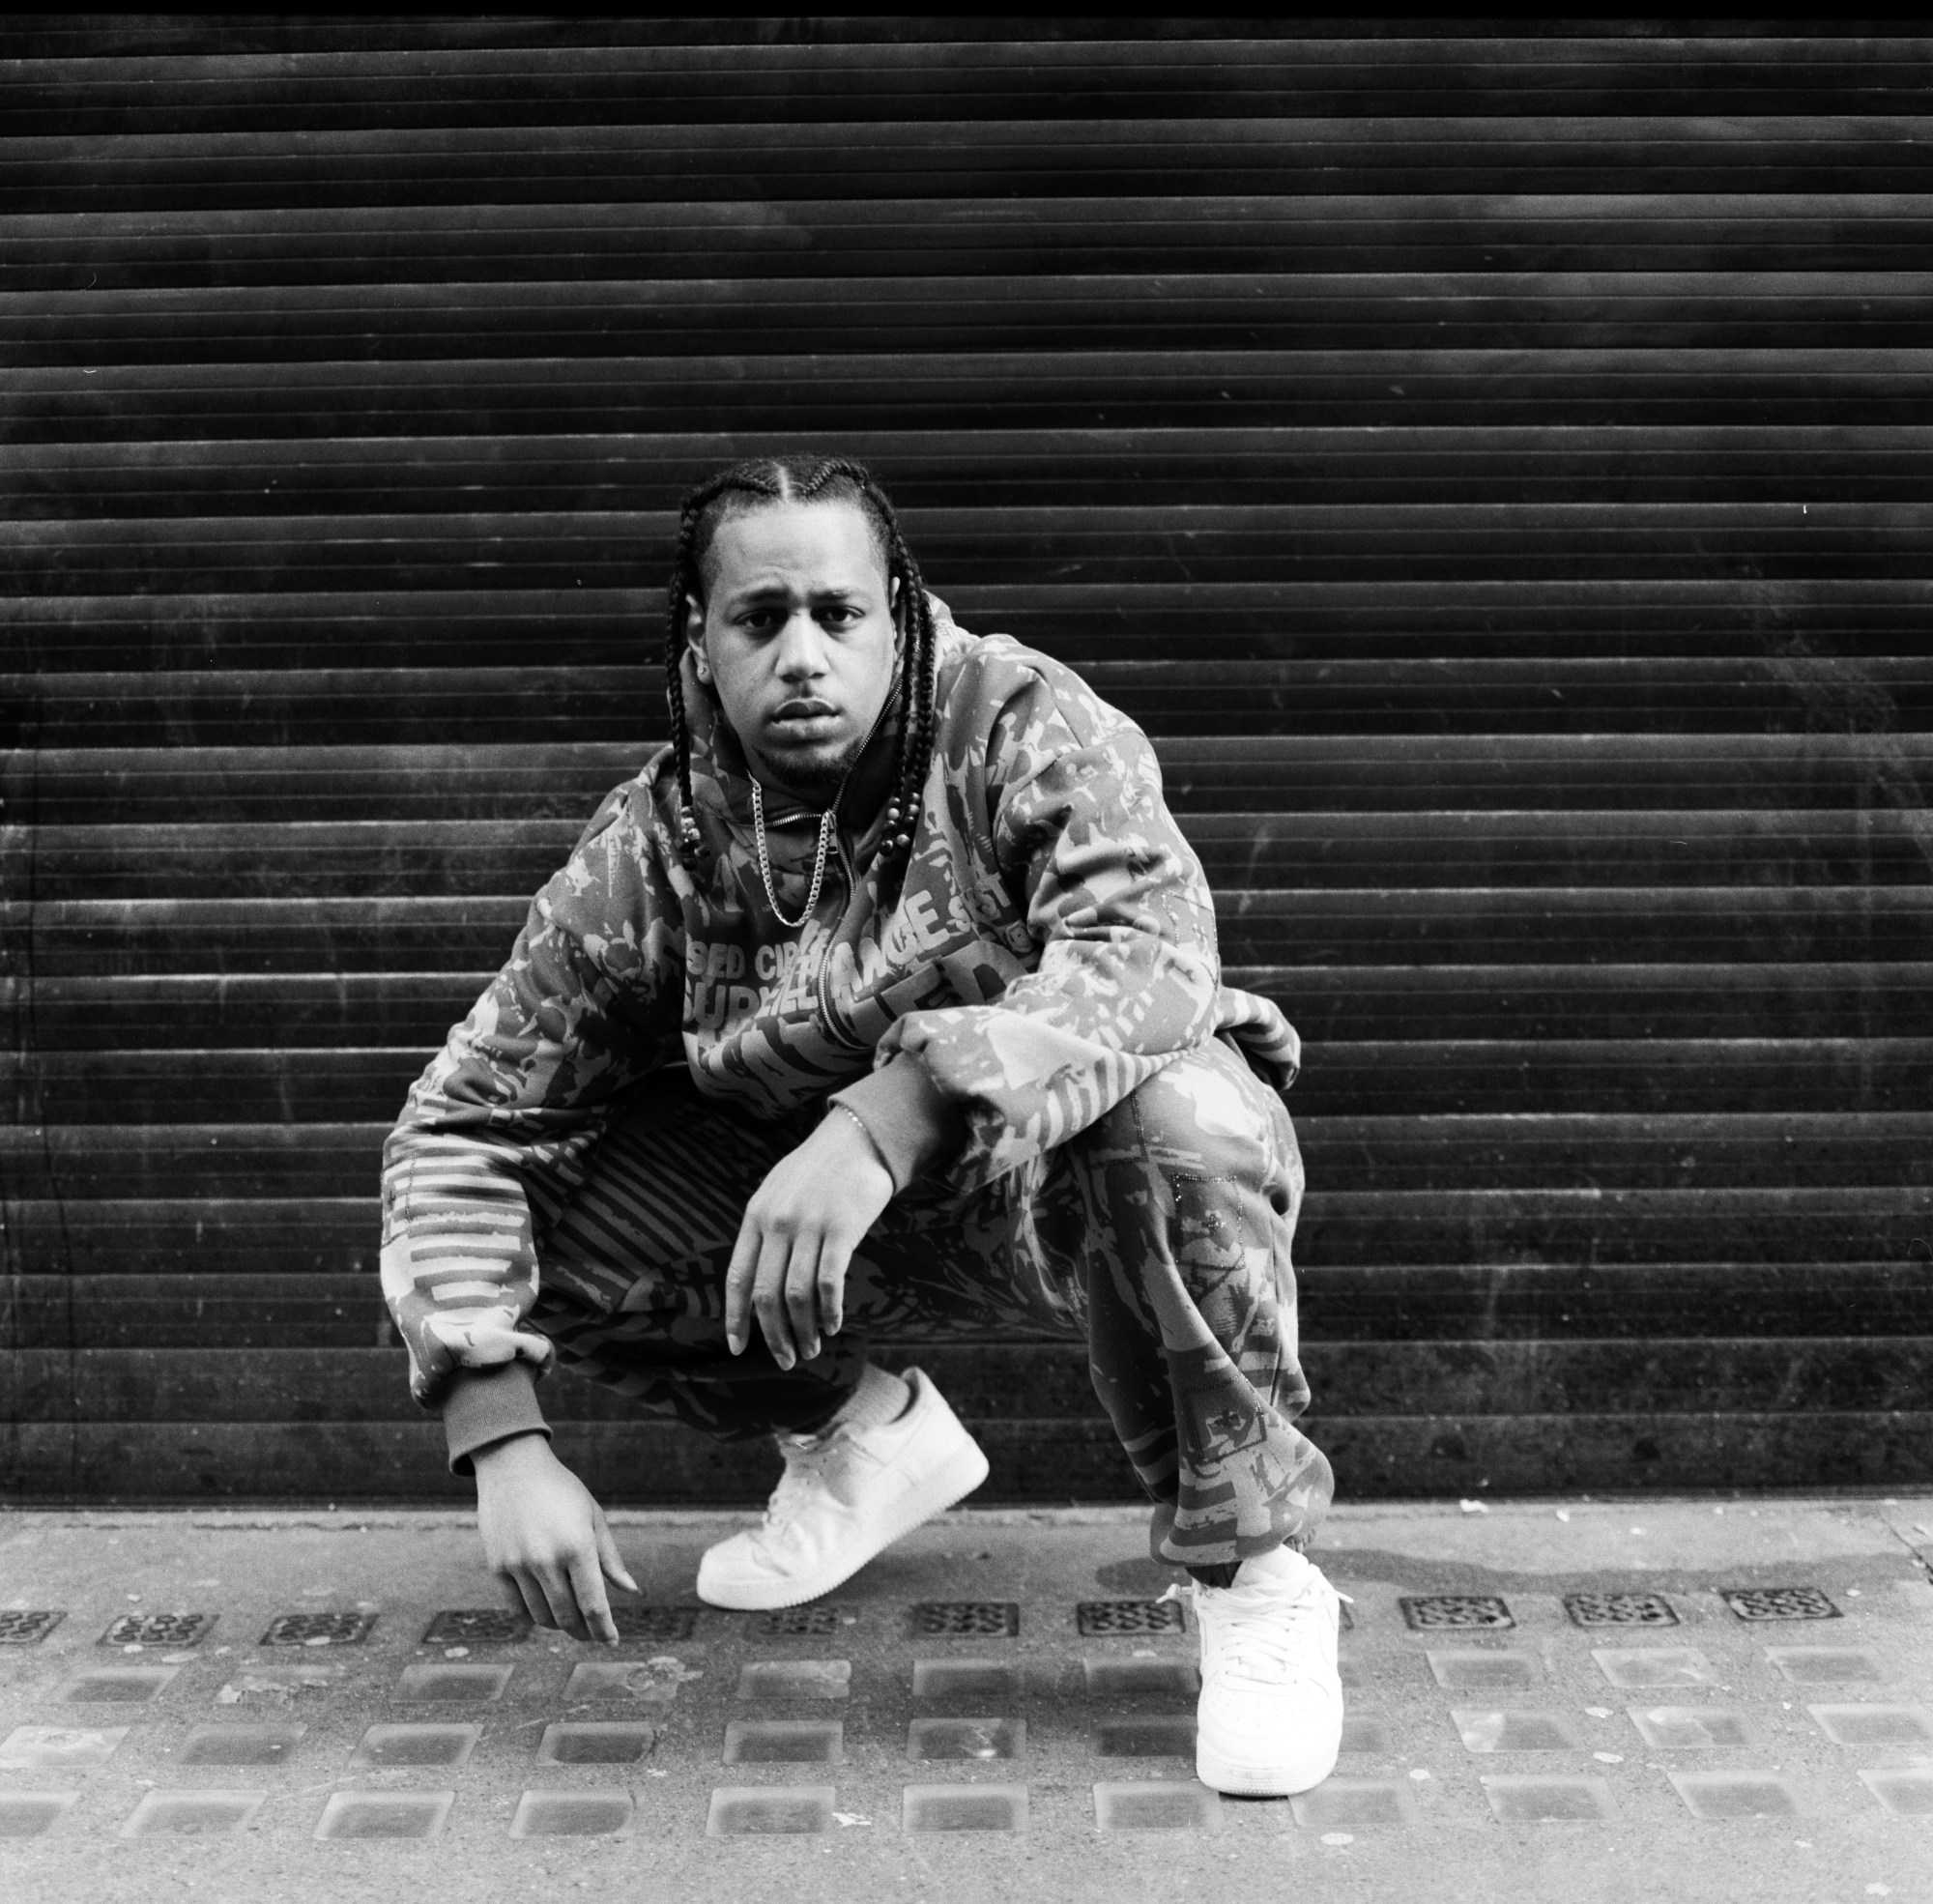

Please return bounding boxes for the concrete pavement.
[4,1496,1933,1902]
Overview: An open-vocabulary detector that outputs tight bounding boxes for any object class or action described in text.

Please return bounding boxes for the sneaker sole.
[1195,1739,1340,1799]
[696,1434,991,1612]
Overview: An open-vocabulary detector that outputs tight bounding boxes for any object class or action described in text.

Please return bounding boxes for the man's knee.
[1118,1040,1301,1213]
[1075,1043,1308,1410]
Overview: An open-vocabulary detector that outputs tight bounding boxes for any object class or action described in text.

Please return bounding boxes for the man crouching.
[379,454,1342,1797]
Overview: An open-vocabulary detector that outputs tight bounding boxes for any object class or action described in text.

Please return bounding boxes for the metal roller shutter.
[4,20,1929,1501]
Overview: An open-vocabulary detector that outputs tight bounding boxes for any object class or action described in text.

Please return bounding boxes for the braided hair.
[664,455,938,885]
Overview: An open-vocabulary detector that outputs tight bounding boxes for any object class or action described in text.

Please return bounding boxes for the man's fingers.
[752,1230,798,1370]
[723,1218,761,1356]
[568,1547,618,1647]
[817,1238,849,1341]
[786,1237,823,1364]
[533,1563,589,1641]
[592,1510,639,1597]
[518,1565,562,1632]
[498,1569,543,1628]
[508,1567,557,1630]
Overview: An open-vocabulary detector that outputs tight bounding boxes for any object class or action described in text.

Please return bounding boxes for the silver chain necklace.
[750,780,835,931]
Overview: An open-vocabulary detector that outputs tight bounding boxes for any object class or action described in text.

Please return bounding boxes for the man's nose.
[773,611,828,678]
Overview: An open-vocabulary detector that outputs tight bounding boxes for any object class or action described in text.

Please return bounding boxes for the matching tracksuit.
[379,601,1334,1568]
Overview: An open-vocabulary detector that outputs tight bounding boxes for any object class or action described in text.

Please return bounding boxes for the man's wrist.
[829,1059,963,1193]
[826,1101,893,1178]
[443,1359,551,1475]
[471,1429,552,1474]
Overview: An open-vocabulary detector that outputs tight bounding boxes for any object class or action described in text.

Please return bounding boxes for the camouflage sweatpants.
[530,1035,1334,1570]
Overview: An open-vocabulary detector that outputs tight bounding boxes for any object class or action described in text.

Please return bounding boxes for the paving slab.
[3,1499,1932,1903]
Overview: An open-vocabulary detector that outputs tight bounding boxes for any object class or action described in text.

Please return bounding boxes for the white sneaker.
[694,1367,990,1611]
[1191,1545,1345,1797]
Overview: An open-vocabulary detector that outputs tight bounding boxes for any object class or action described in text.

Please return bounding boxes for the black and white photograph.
[3,16,1930,1901]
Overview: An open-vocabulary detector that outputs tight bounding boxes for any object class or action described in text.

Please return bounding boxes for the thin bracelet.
[827,1102,895,1185]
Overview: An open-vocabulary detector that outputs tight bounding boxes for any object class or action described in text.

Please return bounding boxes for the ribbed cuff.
[442,1362,551,1476]
[829,1056,964,1193]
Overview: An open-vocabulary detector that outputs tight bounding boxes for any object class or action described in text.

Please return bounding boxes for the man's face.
[689,498,899,807]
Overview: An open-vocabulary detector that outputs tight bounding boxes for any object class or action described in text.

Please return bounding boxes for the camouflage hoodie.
[380,600,1301,1413]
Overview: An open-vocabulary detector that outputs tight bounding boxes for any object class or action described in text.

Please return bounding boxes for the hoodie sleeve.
[379,777,685,1416]
[871,650,1234,1191]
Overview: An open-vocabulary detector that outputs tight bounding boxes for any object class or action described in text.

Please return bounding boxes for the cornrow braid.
[662,460,788,864]
[661,505,707,862]
[664,455,938,892]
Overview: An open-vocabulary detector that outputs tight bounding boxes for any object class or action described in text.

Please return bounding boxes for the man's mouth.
[771,699,839,729]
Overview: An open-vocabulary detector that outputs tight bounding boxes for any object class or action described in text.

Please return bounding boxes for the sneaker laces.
[1165,1571,1349,1688]
[761,1430,839,1539]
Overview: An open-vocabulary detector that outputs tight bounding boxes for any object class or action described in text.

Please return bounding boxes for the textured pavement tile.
[912,1659,1019,1704]
[1454,1708,1587,1752]
[902,1783,1028,1832]
[1766,1647,1886,1686]
[0,1791,78,1838]
[392,1662,513,1703]
[1720,1588,1840,1623]
[723,1717,845,1763]
[179,1722,304,1765]
[736,1659,851,1701]
[350,1722,480,1768]
[1340,1714,1396,1753]
[754,1606,851,1638]
[0,1725,128,1769]
[915,1601,1020,1638]
[1428,1650,1541,1691]
[1804,1702,1933,1746]
[421,1608,532,1647]
[55,1666,178,1704]
[1591,1647,1721,1689]
[214,1662,345,1707]
[313,1791,453,1840]
[1092,1780,1221,1831]
[1094,1715,1195,1757]
[1403,1595,1515,1630]
[101,1612,215,1649]
[1078,1601,1184,1637]
[610,1606,702,1642]
[261,1611,374,1648]
[1483,1774,1620,1823]
[1082,1658,1198,1702]
[508,1790,635,1837]
[907,1716,1023,1760]
[536,1720,657,1764]
[1860,1769,1933,1817]
[1627,1705,1753,1749]
[1293,1779,1422,1830]
[1565,1593,1679,1629]
[1668,1772,1802,1820]
[120,1790,265,1837]
[706,1786,834,1835]
[563,1659,686,1702]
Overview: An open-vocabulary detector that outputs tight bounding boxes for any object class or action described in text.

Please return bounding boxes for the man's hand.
[725,1110,894,1370]
[473,1433,637,1643]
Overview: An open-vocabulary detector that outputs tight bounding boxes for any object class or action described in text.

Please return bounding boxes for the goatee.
[762,736,868,812]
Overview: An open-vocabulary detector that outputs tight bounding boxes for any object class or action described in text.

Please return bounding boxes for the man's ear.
[683,594,708,678]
